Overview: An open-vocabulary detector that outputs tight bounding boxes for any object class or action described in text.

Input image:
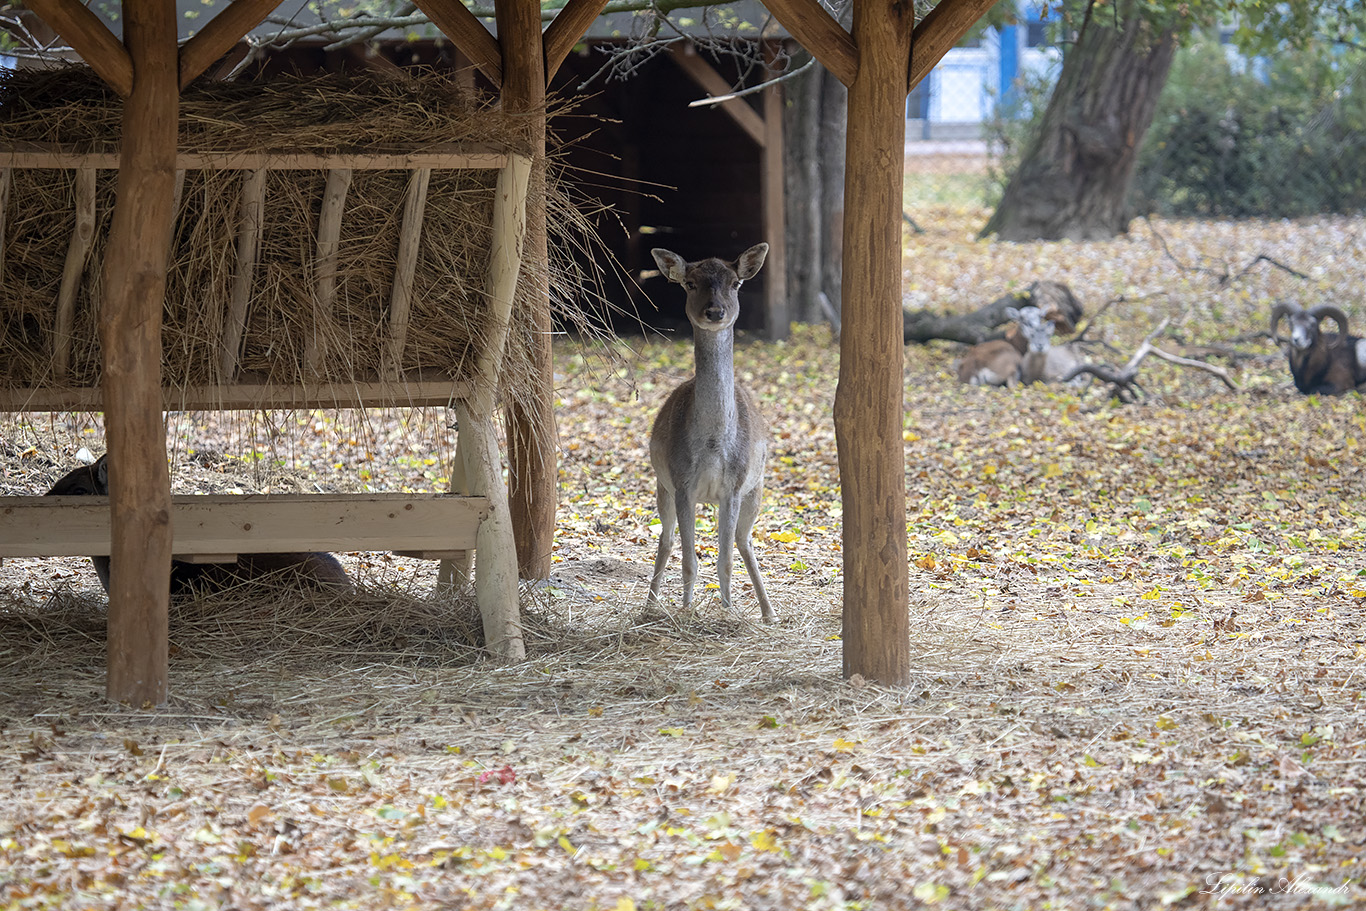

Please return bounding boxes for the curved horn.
[1270,300,1302,337]
[1308,305,1349,341]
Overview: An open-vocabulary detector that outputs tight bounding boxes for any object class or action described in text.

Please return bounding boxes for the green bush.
[1133,37,1366,217]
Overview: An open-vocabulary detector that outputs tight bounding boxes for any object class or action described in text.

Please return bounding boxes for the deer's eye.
[682,281,695,291]
[733,281,742,290]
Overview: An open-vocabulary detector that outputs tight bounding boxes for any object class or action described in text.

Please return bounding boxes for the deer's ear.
[736,243,769,281]
[1004,307,1021,321]
[651,249,688,284]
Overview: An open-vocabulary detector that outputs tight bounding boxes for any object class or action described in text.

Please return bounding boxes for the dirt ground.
[2,201,1365,908]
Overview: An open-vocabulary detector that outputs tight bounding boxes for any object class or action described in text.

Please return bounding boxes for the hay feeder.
[0,72,536,676]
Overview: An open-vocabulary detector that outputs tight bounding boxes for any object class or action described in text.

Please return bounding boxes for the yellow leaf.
[1155,715,1178,731]
[751,829,779,852]
[558,835,576,854]
[616,900,636,911]
[832,737,859,752]
[769,530,800,543]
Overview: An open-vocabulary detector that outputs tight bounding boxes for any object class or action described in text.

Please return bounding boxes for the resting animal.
[1013,304,1083,385]
[46,454,349,594]
[1269,301,1366,396]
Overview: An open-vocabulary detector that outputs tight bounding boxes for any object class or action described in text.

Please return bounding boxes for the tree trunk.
[836,0,912,687]
[782,54,846,327]
[981,0,1178,241]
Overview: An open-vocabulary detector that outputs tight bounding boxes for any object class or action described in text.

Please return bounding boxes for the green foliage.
[1132,36,1366,217]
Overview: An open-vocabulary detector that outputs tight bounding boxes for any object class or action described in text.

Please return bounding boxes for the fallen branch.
[1065,317,1241,402]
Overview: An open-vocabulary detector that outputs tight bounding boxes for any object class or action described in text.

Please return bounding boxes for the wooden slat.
[23,0,134,97]
[0,494,490,557]
[53,168,97,380]
[385,168,432,380]
[0,144,510,171]
[761,52,788,340]
[910,0,1003,92]
[220,167,267,381]
[0,378,474,413]
[543,0,609,80]
[178,0,282,89]
[759,0,857,88]
[671,45,767,147]
[306,168,352,376]
[410,0,503,88]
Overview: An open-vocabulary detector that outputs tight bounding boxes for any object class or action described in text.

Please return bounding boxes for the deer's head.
[652,244,768,333]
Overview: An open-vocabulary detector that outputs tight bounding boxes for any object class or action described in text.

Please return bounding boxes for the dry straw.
[0,67,617,422]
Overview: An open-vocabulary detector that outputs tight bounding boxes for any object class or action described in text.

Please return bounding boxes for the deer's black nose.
[703,307,725,322]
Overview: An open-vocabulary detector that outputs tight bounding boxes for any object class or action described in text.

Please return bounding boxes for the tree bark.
[497,0,555,580]
[981,0,1178,242]
[835,0,912,687]
[102,0,178,705]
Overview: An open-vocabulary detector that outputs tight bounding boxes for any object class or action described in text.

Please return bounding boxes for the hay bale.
[0,67,605,413]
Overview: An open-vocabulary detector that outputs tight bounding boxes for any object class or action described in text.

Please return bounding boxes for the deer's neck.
[691,328,739,434]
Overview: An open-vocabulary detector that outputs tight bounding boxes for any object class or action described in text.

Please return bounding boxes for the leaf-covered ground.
[2,194,1365,909]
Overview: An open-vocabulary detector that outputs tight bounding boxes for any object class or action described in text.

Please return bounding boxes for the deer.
[46,454,349,595]
[645,244,776,622]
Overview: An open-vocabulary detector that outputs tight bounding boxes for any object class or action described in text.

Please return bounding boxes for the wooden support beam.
[53,168,97,380]
[1,494,489,556]
[220,167,267,382]
[23,0,134,97]
[759,0,857,88]
[909,0,1003,92]
[543,0,609,80]
[0,144,509,171]
[410,0,503,88]
[670,44,767,147]
[443,153,532,659]
[385,168,432,380]
[497,0,556,582]
[100,0,179,706]
[0,378,474,413]
[178,0,280,89]
[307,168,351,377]
[836,0,914,687]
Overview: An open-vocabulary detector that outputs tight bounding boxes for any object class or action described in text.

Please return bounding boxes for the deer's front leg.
[647,482,676,609]
[675,488,699,612]
[716,492,741,612]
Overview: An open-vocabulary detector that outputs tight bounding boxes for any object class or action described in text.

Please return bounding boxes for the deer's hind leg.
[736,483,775,622]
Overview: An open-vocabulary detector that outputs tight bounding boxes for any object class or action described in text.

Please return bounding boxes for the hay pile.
[0,67,608,412]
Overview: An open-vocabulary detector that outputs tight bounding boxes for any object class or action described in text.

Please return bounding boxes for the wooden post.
[835,0,913,686]
[440,154,532,660]
[0,168,10,276]
[307,167,352,377]
[221,167,267,381]
[498,0,556,580]
[101,0,179,705]
[761,45,788,340]
[54,167,96,379]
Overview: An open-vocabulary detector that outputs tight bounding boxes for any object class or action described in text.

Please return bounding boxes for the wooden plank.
[0,494,490,556]
[53,168,97,380]
[543,0,609,80]
[759,0,857,88]
[23,0,134,97]
[178,0,281,89]
[835,0,915,687]
[0,378,474,412]
[100,0,178,706]
[909,0,1002,92]
[0,144,510,171]
[670,45,767,147]
[410,0,503,88]
[385,168,432,380]
[220,167,267,381]
[306,167,352,377]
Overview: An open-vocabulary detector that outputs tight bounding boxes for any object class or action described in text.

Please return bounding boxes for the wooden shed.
[0,0,996,704]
